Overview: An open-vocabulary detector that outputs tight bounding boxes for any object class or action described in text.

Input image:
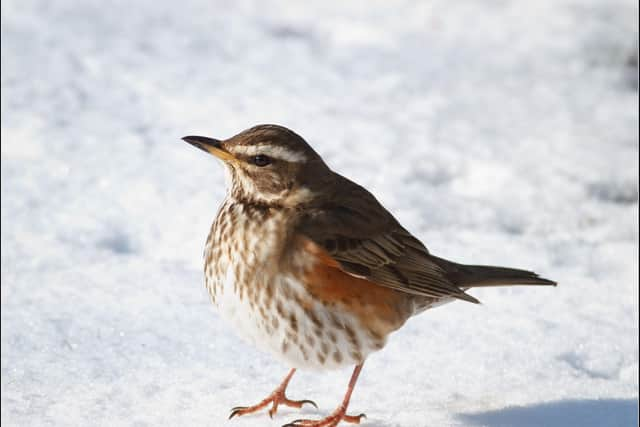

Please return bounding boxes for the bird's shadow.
[456,398,638,427]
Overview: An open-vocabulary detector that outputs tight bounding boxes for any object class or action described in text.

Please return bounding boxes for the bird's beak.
[182,135,235,161]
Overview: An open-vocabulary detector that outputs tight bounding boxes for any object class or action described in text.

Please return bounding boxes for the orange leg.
[229,368,317,419]
[283,363,366,427]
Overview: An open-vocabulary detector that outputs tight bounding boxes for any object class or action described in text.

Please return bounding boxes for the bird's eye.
[252,155,271,167]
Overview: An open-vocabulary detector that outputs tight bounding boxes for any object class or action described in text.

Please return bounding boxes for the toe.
[283,398,318,409]
[282,420,310,427]
[343,413,366,424]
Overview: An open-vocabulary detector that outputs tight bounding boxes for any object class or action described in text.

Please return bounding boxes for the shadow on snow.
[457,398,638,427]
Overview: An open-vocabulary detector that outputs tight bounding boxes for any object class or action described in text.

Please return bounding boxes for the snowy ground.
[1,0,638,426]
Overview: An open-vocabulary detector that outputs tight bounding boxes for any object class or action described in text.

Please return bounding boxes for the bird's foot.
[229,387,317,420]
[282,405,366,427]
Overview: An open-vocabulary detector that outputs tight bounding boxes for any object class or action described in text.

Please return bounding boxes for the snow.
[1,0,638,426]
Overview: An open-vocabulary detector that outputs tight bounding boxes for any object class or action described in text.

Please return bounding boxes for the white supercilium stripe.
[232,145,308,163]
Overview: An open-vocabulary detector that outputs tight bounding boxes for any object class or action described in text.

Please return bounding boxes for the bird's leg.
[229,368,317,419]
[283,363,366,427]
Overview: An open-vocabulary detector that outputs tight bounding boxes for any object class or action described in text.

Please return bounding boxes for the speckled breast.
[203,198,408,370]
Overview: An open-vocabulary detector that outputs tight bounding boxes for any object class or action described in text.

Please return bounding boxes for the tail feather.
[454,265,557,287]
[429,255,557,288]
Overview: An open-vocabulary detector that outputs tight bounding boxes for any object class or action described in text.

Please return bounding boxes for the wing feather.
[297,177,479,303]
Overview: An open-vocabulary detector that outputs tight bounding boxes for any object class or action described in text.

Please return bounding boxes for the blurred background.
[1,1,638,426]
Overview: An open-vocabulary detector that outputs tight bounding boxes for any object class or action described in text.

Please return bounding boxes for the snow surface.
[1,0,638,426]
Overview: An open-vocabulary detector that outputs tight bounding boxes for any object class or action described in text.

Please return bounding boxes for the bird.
[182,124,556,427]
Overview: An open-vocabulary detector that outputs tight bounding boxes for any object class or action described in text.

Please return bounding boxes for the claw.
[228,408,245,420]
[301,399,318,409]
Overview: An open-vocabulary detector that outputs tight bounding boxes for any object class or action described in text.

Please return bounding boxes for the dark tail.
[429,255,557,288]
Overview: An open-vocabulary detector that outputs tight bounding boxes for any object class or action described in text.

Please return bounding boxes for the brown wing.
[297,177,480,304]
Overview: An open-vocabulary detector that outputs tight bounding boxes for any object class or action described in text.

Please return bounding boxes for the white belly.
[209,263,383,370]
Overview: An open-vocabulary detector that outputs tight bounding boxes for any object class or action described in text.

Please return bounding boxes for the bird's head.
[183,124,331,206]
